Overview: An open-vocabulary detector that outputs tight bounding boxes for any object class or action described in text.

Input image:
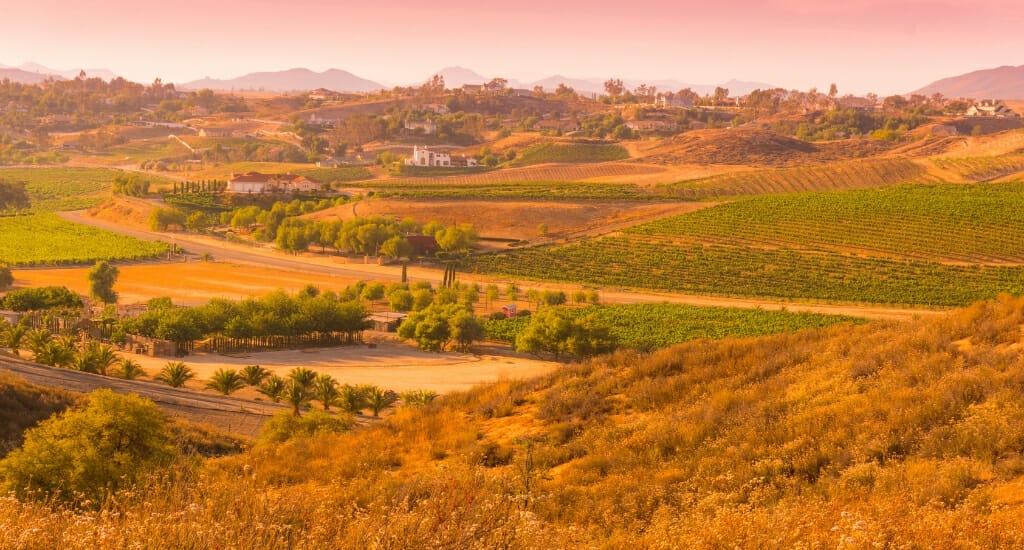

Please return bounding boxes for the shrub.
[258,409,352,444]
[0,389,177,504]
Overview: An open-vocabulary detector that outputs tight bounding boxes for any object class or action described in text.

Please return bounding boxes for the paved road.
[0,353,285,438]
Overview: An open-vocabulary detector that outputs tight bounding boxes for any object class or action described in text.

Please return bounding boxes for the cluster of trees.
[111,173,153,196]
[0,180,30,212]
[259,215,476,257]
[513,307,616,359]
[118,289,370,346]
[0,320,145,380]
[769,108,927,141]
[326,108,487,148]
[0,286,82,311]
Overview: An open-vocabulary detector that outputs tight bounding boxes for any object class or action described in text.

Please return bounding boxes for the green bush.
[259,409,353,444]
[0,389,177,505]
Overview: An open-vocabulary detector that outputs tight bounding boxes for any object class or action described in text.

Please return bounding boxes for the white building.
[404,146,478,168]
[404,119,438,134]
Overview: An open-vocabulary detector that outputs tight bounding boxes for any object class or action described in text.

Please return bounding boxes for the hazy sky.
[2,0,1022,94]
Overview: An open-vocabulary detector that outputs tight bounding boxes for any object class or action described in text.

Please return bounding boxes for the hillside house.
[626,120,678,132]
[226,172,321,194]
[484,79,507,94]
[967,101,1019,118]
[656,94,693,109]
[404,145,478,168]
[406,234,439,257]
[836,96,877,111]
[197,127,232,137]
[307,113,341,127]
[404,119,438,134]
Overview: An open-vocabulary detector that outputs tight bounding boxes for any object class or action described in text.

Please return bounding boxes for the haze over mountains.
[0,62,118,83]
[913,65,1024,99]
[6,60,1024,100]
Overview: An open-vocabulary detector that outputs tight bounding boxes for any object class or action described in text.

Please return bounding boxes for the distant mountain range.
[180,68,386,93]
[0,62,118,82]
[913,65,1024,99]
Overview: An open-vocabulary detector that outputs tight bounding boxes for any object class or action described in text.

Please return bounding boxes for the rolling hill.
[180,68,385,93]
[913,65,1024,99]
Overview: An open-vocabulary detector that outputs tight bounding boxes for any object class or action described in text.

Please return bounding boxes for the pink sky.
[2,0,1022,94]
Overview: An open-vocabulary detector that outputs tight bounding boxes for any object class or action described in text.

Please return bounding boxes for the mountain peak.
[913,65,1024,99]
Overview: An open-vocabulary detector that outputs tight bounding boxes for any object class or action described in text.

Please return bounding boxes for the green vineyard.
[373,181,654,200]
[657,158,927,200]
[630,182,1024,263]
[0,213,169,266]
[510,142,630,166]
[470,234,1024,307]
[484,303,865,350]
[933,155,1024,182]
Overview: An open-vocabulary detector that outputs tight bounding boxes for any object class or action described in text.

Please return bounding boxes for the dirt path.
[0,353,284,438]
[59,209,943,321]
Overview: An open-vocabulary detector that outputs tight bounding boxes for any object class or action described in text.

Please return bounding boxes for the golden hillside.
[5,296,1024,547]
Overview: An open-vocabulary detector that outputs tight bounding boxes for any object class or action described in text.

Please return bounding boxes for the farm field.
[305,198,713,241]
[376,161,663,185]
[11,261,365,304]
[361,180,656,200]
[470,234,1024,307]
[0,213,169,266]
[656,158,929,200]
[483,303,866,350]
[932,154,1024,182]
[123,341,559,394]
[509,142,630,166]
[630,181,1024,263]
[0,166,171,212]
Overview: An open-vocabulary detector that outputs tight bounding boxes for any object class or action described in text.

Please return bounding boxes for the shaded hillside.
[6,296,1024,546]
[914,65,1024,99]
[641,129,892,167]
[0,370,79,456]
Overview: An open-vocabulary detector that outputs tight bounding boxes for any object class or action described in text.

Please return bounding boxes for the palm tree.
[206,368,245,395]
[311,374,339,410]
[73,341,119,375]
[240,364,269,386]
[282,380,310,416]
[34,341,76,369]
[401,389,439,408]
[258,375,287,403]
[1,323,26,357]
[25,328,52,355]
[113,358,146,380]
[337,384,368,414]
[156,361,195,388]
[365,385,398,417]
[288,367,317,390]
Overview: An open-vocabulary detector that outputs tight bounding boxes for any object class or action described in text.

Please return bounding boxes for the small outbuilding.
[370,312,408,332]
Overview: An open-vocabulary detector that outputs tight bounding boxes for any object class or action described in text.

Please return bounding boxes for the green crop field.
[510,143,629,166]
[470,234,1024,307]
[657,158,926,200]
[297,166,374,183]
[0,212,169,266]
[371,181,656,200]
[0,167,175,212]
[933,155,1024,182]
[483,303,865,350]
[630,182,1024,263]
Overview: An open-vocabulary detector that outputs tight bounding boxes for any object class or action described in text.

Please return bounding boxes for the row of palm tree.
[1,322,147,380]
[3,321,439,418]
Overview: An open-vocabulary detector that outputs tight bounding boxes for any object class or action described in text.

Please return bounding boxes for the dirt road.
[59,210,944,321]
[0,353,283,438]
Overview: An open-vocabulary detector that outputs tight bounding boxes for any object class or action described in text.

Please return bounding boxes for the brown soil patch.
[12,262,363,305]
[306,198,714,241]
[637,128,892,167]
[85,197,156,230]
[127,340,559,395]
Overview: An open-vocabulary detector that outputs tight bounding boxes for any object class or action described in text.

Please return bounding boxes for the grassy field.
[630,181,1024,263]
[656,158,927,199]
[510,142,630,166]
[470,234,1024,307]
[0,213,169,266]
[6,297,1024,546]
[484,303,866,349]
